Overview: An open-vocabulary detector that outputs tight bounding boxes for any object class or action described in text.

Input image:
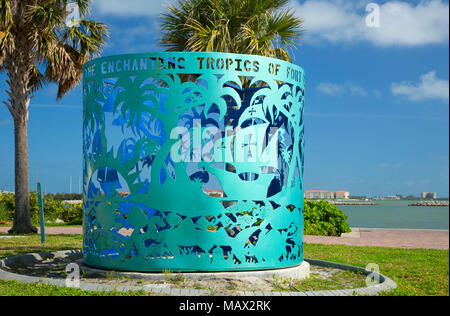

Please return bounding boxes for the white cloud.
[365,0,450,46]
[107,22,163,53]
[391,71,449,101]
[349,84,368,97]
[92,0,174,17]
[293,0,449,47]
[317,82,344,95]
[306,112,448,122]
[316,82,368,96]
[372,90,383,99]
[293,0,363,43]
[91,0,449,47]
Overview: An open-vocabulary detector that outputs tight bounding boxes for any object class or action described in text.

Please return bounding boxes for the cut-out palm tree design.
[83,78,107,133]
[114,76,164,128]
[144,72,242,186]
[249,78,305,189]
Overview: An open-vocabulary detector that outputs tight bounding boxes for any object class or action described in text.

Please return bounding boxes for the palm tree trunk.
[9,115,37,234]
[6,54,37,234]
[4,18,37,234]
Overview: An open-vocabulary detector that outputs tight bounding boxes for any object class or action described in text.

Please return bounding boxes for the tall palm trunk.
[10,116,37,234]
[5,34,37,234]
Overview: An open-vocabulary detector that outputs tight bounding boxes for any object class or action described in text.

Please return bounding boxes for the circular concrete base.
[78,259,310,281]
[1,251,397,296]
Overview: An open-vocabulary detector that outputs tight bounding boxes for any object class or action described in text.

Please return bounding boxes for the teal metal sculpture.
[82,52,306,272]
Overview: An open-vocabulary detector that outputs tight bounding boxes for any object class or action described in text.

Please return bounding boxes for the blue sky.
[0,0,448,197]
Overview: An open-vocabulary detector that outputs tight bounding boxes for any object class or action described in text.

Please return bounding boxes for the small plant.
[106,271,117,280]
[273,274,281,282]
[172,273,186,286]
[193,282,204,290]
[163,269,173,282]
[225,280,238,291]
[304,200,351,236]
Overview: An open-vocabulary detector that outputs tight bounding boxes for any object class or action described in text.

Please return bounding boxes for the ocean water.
[337,200,449,230]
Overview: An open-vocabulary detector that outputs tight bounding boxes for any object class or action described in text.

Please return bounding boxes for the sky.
[0,0,448,197]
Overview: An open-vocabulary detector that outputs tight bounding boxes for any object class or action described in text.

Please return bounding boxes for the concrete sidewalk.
[1,226,448,250]
[304,227,449,250]
[0,226,82,235]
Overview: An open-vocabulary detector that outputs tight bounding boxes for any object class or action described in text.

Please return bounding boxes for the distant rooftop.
[306,190,331,193]
[305,190,349,193]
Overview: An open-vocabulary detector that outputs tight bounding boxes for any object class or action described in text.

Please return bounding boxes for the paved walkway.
[304,228,449,250]
[1,226,448,250]
[0,226,82,235]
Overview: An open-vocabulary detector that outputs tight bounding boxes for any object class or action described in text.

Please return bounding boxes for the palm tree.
[0,0,108,234]
[160,0,303,62]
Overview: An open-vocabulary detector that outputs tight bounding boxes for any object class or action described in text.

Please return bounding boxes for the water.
[338,200,449,230]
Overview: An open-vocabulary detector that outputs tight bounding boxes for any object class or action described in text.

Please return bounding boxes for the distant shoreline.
[329,201,379,206]
[409,201,449,207]
[308,199,450,207]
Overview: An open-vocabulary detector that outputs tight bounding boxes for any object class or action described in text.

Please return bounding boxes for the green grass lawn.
[304,244,449,296]
[0,234,448,296]
[0,234,149,296]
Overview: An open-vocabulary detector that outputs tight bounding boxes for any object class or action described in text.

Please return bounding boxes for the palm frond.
[21,0,109,99]
[29,63,47,92]
[160,0,303,62]
[0,0,13,29]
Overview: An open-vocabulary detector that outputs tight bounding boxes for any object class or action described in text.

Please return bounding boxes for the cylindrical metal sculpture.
[82,52,306,272]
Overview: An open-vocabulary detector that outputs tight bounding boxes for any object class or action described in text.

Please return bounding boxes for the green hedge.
[304,200,351,236]
[0,192,82,225]
[45,193,83,201]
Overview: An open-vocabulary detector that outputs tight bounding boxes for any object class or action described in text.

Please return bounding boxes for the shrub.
[304,200,351,236]
[45,193,83,201]
[0,192,17,222]
[0,192,83,225]
[0,203,11,222]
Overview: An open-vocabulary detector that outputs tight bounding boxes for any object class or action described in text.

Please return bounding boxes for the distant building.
[334,191,350,200]
[204,190,225,198]
[421,192,437,200]
[305,190,333,200]
[385,195,401,200]
[305,190,349,200]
